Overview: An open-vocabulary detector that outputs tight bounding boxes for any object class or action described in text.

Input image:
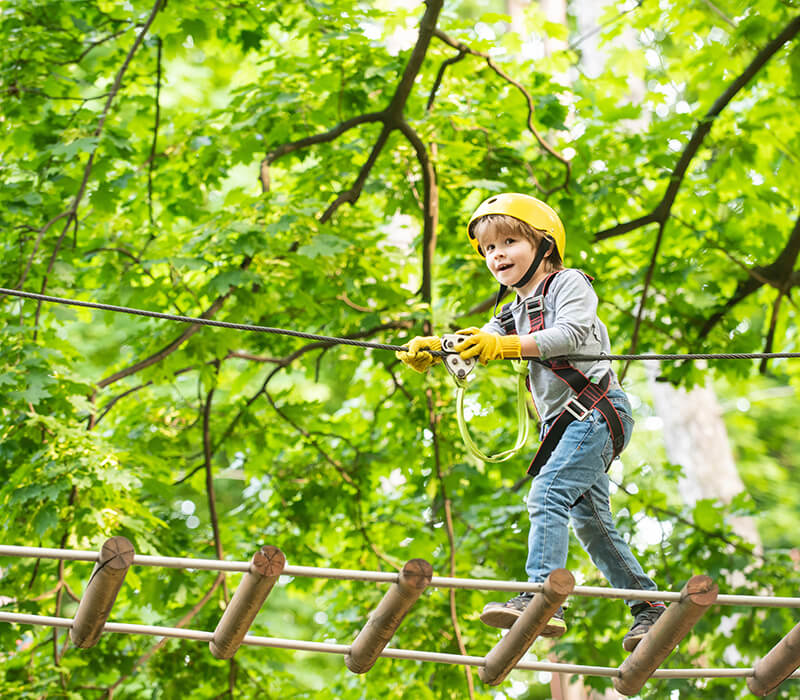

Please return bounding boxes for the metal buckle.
[526,295,544,314]
[563,397,590,421]
[441,334,477,382]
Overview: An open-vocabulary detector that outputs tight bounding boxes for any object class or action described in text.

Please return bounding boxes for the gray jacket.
[482,268,621,422]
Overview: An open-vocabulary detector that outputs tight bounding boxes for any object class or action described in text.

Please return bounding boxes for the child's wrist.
[499,335,522,359]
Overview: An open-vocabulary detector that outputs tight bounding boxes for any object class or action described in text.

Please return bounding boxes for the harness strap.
[498,271,560,336]
[526,370,626,477]
[496,270,626,479]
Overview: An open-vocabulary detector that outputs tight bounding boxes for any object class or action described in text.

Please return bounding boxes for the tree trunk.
[648,365,761,548]
[540,0,567,55]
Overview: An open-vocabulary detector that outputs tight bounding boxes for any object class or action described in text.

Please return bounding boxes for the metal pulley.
[441,334,477,384]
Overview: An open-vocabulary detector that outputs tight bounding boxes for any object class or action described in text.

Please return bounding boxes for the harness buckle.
[563,397,591,421]
[441,334,477,383]
[526,295,544,314]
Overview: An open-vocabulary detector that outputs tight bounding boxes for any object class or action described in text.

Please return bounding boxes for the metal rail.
[3,611,800,681]
[1,545,798,608]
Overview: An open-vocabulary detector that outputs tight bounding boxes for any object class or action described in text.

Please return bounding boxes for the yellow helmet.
[467,193,566,259]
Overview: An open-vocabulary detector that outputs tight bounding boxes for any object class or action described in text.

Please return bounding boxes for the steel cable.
[3,287,800,362]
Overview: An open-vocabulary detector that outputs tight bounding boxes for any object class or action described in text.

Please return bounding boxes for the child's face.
[477,225,537,287]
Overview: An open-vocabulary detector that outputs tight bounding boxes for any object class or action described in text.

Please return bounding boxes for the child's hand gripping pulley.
[441,334,531,463]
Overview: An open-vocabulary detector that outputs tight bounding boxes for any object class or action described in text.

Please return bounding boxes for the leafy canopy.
[1,0,799,698]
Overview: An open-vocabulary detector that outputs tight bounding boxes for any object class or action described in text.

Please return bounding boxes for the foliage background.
[1,0,799,698]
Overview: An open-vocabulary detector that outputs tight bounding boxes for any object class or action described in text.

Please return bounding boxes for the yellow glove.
[396,335,443,373]
[454,327,522,365]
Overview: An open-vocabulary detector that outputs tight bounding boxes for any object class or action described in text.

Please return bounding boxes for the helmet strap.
[513,238,551,289]
[493,284,509,316]
[491,238,552,317]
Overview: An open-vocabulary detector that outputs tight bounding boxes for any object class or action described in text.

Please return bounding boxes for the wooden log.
[345,558,433,674]
[478,568,575,686]
[210,545,286,659]
[747,620,800,696]
[70,536,135,648]
[614,574,718,696]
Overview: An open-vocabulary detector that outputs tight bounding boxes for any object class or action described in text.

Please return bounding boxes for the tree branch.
[696,214,800,342]
[426,48,467,111]
[263,389,356,487]
[426,387,475,699]
[619,219,666,382]
[760,291,783,374]
[594,13,800,242]
[94,256,252,389]
[261,111,385,190]
[433,28,572,192]
[397,120,438,304]
[264,0,444,222]
[202,382,229,602]
[319,125,393,223]
[147,36,162,230]
[21,0,165,306]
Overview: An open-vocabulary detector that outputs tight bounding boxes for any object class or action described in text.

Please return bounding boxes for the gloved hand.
[396,336,443,373]
[454,327,521,365]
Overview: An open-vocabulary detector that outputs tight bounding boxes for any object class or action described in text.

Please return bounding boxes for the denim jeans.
[525,389,658,606]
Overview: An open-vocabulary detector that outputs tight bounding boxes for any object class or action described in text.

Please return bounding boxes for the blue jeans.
[525,390,658,606]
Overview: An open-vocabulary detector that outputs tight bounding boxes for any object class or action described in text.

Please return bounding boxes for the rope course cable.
[1,542,799,694]
[0,287,410,354]
[3,287,800,363]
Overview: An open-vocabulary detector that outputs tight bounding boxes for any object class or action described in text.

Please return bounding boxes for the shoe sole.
[623,633,647,652]
[480,608,567,638]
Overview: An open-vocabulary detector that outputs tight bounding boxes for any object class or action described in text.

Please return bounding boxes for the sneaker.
[622,602,666,652]
[480,593,567,637]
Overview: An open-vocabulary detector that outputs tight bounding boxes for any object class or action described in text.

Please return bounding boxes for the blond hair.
[472,214,563,272]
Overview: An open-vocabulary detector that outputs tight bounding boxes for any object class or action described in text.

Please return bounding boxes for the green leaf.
[32,504,59,536]
[297,234,351,259]
[50,137,99,160]
[181,18,209,42]
[693,500,722,531]
[239,29,262,52]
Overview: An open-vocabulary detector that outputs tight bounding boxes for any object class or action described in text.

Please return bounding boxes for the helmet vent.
[487,197,497,204]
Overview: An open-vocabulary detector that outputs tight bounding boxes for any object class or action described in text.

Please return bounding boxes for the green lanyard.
[442,335,531,463]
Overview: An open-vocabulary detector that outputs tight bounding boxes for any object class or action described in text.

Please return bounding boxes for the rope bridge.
[1,540,798,696]
[2,291,799,693]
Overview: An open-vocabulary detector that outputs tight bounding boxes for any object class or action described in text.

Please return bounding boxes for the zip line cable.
[3,287,800,363]
[0,287,409,354]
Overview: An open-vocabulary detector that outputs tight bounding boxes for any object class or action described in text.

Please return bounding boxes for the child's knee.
[527,479,577,517]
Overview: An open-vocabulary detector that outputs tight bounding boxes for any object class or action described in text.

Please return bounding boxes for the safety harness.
[497,270,626,477]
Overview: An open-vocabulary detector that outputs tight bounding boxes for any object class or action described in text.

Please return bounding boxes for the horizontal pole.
[0,545,99,563]
[1,545,799,607]
[3,611,800,680]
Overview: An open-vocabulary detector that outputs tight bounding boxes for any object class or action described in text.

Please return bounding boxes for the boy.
[397,193,664,651]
